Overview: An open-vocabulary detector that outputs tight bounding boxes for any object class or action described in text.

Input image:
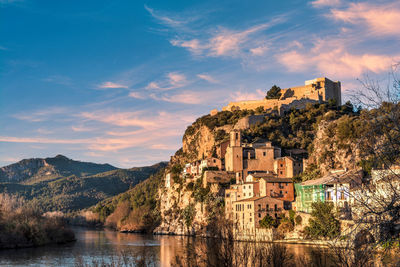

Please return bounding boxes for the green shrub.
[295,215,302,225]
[182,204,195,228]
[304,202,340,239]
[266,85,282,99]
[259,214,278,229]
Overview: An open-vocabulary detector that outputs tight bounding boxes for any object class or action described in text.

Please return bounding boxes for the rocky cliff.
[156,103,360,235]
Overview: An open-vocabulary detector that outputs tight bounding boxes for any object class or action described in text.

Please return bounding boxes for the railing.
[256,208,282,212]
[270,193,284,198]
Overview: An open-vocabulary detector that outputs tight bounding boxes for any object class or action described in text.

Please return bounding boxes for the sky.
[1,0,399,168]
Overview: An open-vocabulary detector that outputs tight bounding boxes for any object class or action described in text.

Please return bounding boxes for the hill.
[0,154,117,183]
[0,155,167,212]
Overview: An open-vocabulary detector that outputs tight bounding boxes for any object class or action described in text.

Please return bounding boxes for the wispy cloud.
[277,39,398,78]
[98,81,129,89]
[0,136,91,144]
[197,74,218,83]
[42,75,72,86]
[249,45,269,56]
[13,107,69,122]
[171,17,285,58]
[128,91,146,99]
[80,111,157,128]
[145,72,188,91]
[229,89,265,102]
[311,0,341,8]
[144,5,185,28]
[71,125,93,132]
[330,2,400,36]
[152,91,205,105]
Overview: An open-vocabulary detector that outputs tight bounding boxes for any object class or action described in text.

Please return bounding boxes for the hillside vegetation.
[0,156,167,212]
[0,194,75,249]
[92,168,165,232]
[0,154,117,183]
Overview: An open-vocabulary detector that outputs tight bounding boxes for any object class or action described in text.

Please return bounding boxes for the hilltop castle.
[217,77,341,114]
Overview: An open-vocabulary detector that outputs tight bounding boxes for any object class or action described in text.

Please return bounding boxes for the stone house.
[233,196,285,232]
[274,156,303,178]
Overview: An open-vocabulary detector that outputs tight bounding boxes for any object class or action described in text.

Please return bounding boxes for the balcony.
[270,192,284,198]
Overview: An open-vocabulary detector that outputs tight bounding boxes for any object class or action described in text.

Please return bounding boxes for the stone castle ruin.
[219,77,341,114]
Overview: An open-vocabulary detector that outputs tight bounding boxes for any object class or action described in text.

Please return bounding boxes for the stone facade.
[221,77,341,113]
[274,156,303,178]
[233,196,285,231]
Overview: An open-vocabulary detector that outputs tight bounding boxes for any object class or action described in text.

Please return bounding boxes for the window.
[258,204,261,209]
[236,133,239,139]
[280,171,283,175]
[244,193,246,197]
[267,204,269,210]
[263,152,266,156]
[250,218,252,222]
[280,190,282,195]
[274,204,277,211]
[286,183,288,186]
[258,213,261,218]
[280,164,283,167]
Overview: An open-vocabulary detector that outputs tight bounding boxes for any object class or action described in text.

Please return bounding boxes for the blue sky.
[1,0,399,168]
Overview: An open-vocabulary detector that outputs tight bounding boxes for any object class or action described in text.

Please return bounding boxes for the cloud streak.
[98,81,129,89]
[330,2,400,36]
[171,17,285,58]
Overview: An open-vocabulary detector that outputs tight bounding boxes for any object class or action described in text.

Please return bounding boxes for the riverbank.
[0,194,76,250]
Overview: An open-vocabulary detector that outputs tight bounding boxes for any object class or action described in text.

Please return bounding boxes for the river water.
[0,227,328,266]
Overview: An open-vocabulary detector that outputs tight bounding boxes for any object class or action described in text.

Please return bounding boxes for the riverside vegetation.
[0,193,75,249]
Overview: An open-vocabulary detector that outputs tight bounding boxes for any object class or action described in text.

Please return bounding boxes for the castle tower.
[230,129,241,147]
[225,129,243,174]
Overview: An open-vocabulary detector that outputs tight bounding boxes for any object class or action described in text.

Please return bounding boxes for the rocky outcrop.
[308,118,361,176]
[156,183,210,236]
[0,158,48,182]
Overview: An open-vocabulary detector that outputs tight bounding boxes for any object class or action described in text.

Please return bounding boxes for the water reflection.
[0,227,328,267]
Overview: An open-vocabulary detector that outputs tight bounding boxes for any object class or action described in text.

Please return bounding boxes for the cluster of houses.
[164,129,398,232]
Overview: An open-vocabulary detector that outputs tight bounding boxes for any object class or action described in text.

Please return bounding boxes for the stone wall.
[221,77,341,113]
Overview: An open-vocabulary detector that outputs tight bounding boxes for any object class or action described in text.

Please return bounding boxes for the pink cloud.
[145,72,188,91]
[229,89,265,102]
[158,91,205,104]
[331,3,400,36]
[128,91,146,99]
[277,38,399,79]
[311,0,341,8]
[0,136,91,144]
[80,111,157,128]
[250,45,269,56]
[98,81,128,89]
[170,39,203,55]
[197,74,218,83]
[171,19,283,57]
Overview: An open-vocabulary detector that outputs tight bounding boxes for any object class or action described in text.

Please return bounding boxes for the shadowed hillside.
[0,156,167,212]
[0,154,117,183]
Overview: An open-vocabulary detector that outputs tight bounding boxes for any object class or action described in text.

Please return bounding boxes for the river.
[0,227,329,266]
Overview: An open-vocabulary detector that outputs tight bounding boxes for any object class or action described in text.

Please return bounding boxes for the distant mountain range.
[0,155,167,212]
